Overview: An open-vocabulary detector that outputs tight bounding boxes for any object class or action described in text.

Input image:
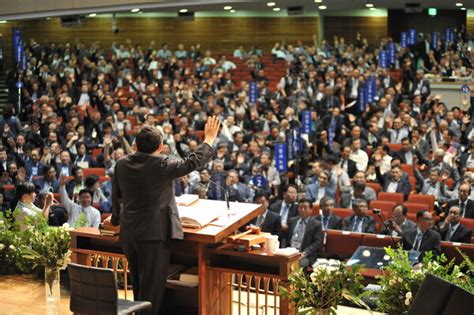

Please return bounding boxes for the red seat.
[332,208,353,219]
[403,202,429,214]
[92,148,103,159]
[366,210,389,233]
[361,233,400,248]
[366,182,381,194]
[401,164,415,177]
[193,130,205,142]
[407,212,417,222]
[388,143,402,152]
[324,229,364,259]
[312,204,320,216]
[406,194,435,212]
[370,200,397,214]
[460,218,474,232]
[99,176,111,183]
[441,242,474,264]
[377,192,404,204]
[83,168,106,177]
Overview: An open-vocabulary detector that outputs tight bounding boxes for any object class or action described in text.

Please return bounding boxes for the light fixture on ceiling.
[461,7,466,10]
[369,7,376,11]
[455,3,463,6]
[46,17,51,20]
[131,8,140,13]
[224,6,232,10]
[273,7,281,11]
[179,9,188,13]
[314,0,323,3]
[318,5,327,10]
[366,3,374,8]
[230,9,236,13]
[88,13,97,17]
[0,20,7,24]
[267,2,276,6]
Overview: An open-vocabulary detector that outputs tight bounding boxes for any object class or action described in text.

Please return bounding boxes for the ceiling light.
[314,0,323,3]
[366,3,374,8]
[267,2,276,6]
[369,7,376,11]
[131,8,140,13]
[88,13,97,17]
[318,5,327,10]
[179,9,188,13]
[461,7,466,10]
[230,9,236,13]
[0,20,7,24]
[455,3,463,6]
[46,17,51,20]
[224,6,232,10]
[273,7,281,11]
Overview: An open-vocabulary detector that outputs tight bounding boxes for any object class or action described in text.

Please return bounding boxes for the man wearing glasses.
[436,206,472,243]
[401,210,441,258]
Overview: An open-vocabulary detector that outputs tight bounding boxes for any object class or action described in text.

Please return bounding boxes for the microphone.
[205,172,231,212]
[372,208,397,246]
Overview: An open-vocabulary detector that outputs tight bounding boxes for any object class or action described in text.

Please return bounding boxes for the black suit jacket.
[436,223,472,244]
[401,228,441,257]
[269,200,299,224]
[111,143,214,242]
[256,210,282,236]
[342,215,376,234]
[340,158,358,178]
[445,199,474,219]
[315,214,343,230]
[287,216,323,263]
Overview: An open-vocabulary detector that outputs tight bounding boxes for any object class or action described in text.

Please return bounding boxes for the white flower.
[62,223,70,228]
[405,298,411,306]
[0,243,5,251]
[9,244,15,250]
[405,292,412,299]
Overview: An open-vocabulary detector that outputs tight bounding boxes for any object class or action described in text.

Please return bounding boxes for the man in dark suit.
[410,70,431,101]
[342,199,376,233]
[339,146,358,178]
[111,116,220,315]
[251,191,282,236]
[378,164,411,200]
[401,210,441,258]
[436,206,472,243]
[269,184,299,228]
[287,199,323,268]
[381,204,416,237]
[394,137,428,166]
[33,164,60,194]
[445,183,474,219]
[315,196,342,230]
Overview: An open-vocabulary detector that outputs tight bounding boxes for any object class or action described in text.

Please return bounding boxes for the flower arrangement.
[375,247,473,314]
[280,260,368,315]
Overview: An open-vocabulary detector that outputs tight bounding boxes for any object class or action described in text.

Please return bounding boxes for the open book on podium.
[177,196,226,229]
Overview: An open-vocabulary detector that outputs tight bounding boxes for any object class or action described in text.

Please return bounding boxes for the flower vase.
[45,267,60,315]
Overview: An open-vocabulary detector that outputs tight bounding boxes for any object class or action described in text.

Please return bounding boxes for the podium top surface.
[71,199,263,244]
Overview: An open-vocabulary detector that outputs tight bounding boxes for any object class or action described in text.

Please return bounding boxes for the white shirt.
[350,150,369,172]
[386,181,399,193]
[60,186,101,228]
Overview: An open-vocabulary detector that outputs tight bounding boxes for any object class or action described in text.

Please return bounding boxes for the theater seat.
[441,241,474,264]
[361,233,400,248]
[83,168,106,177]
[332,208,353,219]
[370,200,397,214]
[406,194,435,212]
[377,192,404,204]
[460,218,474,232]
[366,210,389,233]
[312,204,320,216]
[323,229,363,259]
[403,202,429,214]
[366,182,381,194]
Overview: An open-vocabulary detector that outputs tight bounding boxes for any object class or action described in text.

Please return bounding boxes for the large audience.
[2,30,473,266]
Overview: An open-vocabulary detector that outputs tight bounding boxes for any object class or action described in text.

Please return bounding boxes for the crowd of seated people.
[1,30,473,264]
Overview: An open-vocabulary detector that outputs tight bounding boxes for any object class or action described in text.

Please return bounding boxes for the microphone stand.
[373,209,398,247]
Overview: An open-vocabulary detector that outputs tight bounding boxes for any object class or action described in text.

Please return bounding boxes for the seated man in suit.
[251,191,281,236]
[342,198,376,233]
[401,210,441,258]
[414,167,450,203]
[305,170,336,204]
[339,181,372,209]
[287,199,323,268]
[378,164,411,200]
[269,184,299,228]
[382,204,416,237]
[436,206,472,243]
[315,196,342,230]
[445,183,474,219]
[33,164,60,194]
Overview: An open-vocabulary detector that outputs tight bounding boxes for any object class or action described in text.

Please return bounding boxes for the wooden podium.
[70,199,300,315]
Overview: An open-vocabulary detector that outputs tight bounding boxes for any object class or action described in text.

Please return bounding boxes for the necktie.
[323,216,329,230]
[446,225,455,241]
[353,217,362,232]
[281,204,289,224]
[413,233,422,251]
[460,201,466,217]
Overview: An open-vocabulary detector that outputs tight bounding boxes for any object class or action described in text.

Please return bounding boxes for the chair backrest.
[401,164,415,177]
[83,168,106,177]
[366,210,389,233]
[332,207,353,219]
[460,218,474,232]
[403,202,429,214]
[366,182,381,194]
[406,194,435,212]
[68,263,118,315]
[377,192,404,204]
[324,229,363,259]
[370,200,397,214]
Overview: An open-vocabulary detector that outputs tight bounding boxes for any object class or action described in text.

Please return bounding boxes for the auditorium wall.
[322,16,388,46]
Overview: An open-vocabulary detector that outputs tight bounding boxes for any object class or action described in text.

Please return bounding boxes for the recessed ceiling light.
[267,2,276,6]
[88,13,97,17]
[230,9,236,13]
[369,7,376,10]
[366,3,374,8]
[179,9,188,13]
[0,20,7,24]
[318,5,327,10]
[461,7,466,10]
[224,6,232,10]
[131,8,140,13]
[46,17,51,20]
[314,0,323,3]
[273,7,281,11]
[455,3,463,6]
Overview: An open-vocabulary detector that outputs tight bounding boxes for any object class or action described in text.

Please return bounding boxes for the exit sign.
[428,8,437,16]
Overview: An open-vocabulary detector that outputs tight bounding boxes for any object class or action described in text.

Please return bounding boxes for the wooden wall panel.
[323,16,387,45]
[468,17,474,39]
[0,16,318,66]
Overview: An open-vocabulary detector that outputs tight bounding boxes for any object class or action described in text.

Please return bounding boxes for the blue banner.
[400,32,407,48]
[209,172,226,201]
[358,87,366,113]
[293,127,302,154]
[249,81,258,104]
[21,50,27,70]
[364,76,376,104]
[379,50,388,68]
[286,129,295,160]
[251,175,268,190]
[388,43,396,65]
[432,32,439,50]
[16,38,23,64]
[274,143,287,173]
[301,111,312,134]
[12,28,20,62]
[408,29,416,45]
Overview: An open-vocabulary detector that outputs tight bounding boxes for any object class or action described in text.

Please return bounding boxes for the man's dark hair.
[393,204,408,216]
[78,189,93,197]
[298,198,311,207]
[42,164,55,176]
[15,181,36,201]
[72,165,83,177]
[254,190,270,201]
[85,174,99,187]
[352,198,368,210]
[416,209,429,220]
[135,126,163,154]
[320,196,334,207]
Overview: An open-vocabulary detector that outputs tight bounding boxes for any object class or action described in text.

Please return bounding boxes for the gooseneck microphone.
[372,208,398,246]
